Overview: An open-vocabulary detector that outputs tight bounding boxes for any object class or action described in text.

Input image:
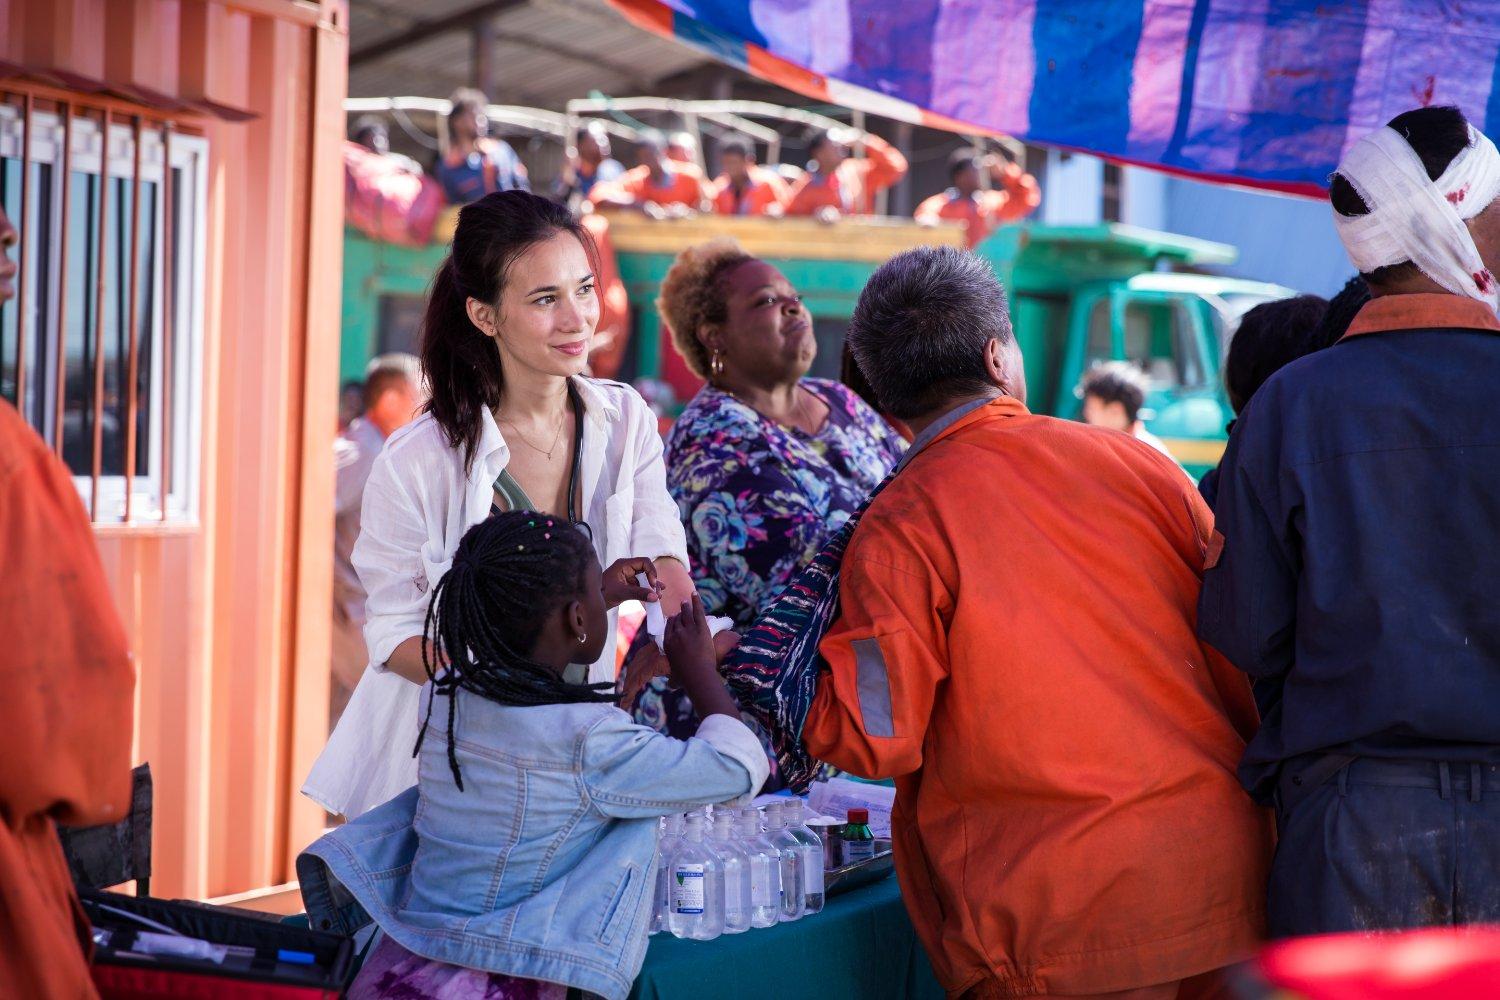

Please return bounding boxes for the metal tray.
[825,838,894,898]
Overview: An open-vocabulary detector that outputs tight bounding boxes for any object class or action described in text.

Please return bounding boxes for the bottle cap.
[847,808,869,824]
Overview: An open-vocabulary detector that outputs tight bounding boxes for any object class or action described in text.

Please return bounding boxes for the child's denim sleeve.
[581,710,769,819]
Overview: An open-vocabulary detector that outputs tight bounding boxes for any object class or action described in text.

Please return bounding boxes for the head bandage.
[1333,123,1500,308]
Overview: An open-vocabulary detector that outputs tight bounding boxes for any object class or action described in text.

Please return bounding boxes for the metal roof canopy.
[343,95,787,170]
[347,0,712,108]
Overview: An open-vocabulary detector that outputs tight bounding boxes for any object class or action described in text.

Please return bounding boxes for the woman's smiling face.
[475,230,599,379]
[712,259,815,388]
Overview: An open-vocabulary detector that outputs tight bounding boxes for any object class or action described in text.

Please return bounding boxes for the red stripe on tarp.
[1052,141,1329,199]
[746,45,832,102]
[608,0,675,36]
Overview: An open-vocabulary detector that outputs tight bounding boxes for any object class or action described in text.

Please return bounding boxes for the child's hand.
[663,595,717,684]
[601,556,662,609]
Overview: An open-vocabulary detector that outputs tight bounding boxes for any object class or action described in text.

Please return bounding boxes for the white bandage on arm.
[636,571,734,651]
[1333,123,1500,308]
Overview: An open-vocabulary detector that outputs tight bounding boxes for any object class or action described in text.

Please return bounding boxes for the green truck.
[340,214,1291,477]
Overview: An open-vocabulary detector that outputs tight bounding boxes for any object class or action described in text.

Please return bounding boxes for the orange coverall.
[804,397,1273,998]
[0,400,135,999]
[711,167,791,216]
[915,162,1043,248]
[786,133,909,216]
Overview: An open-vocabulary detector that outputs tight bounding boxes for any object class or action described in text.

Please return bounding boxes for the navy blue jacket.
[1199,295,1500,801]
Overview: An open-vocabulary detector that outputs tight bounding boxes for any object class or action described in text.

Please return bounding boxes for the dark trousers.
[1268,756,1500,938]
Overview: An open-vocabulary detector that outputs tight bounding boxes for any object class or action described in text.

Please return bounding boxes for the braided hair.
[416,509,616,790]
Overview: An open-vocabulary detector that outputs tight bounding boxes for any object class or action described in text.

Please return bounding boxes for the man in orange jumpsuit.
[0,204,136,997]
[804,246,1273,999]
[710,135,789,217]
[590,130,709,217]
[665,130,707,179]
[785,127,908,220]
[915,148,1041,248]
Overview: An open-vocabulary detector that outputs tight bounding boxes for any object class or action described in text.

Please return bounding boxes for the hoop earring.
[710,350,724,379]
[577,631,588,644]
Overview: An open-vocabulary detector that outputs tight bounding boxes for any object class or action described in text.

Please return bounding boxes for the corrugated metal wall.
[1,0,348,898]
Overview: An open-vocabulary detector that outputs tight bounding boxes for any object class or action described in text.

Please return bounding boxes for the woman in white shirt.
[306,191,694,819]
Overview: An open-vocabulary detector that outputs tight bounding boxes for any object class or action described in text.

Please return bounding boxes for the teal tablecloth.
[629,876,944,1000]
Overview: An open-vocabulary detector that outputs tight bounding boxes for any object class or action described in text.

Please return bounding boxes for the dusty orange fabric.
[804,397,1273,998]
[0,400,135,1000]
[785,133,908,216]
[915,163,1042,247]
[711,167,790,216]
[1341,292,1500,339]
[664,150,707,179]
[592,164,708,210]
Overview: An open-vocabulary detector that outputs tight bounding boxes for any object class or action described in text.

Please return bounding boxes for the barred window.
[0,91,206,524]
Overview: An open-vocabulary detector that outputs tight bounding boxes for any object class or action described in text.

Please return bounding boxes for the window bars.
[1,86,204,523]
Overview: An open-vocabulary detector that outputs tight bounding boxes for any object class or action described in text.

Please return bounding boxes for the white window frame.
[0,105,207,524]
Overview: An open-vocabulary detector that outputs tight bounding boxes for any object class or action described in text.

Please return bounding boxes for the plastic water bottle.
[651,814,686,935]
[781,798,826,915]
[709,809,752,934]
[668,811,725,941]
[763,802,805,922]
[736,807,782,929]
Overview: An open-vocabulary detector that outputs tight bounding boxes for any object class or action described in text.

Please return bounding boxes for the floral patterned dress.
[631,378,905,783]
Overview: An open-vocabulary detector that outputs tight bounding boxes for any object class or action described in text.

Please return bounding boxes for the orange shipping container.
[0,0,348,899]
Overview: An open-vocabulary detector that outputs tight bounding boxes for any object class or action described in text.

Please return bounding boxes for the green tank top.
[490,469,536,515]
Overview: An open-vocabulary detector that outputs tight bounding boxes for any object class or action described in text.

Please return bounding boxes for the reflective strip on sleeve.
[852,637,895,738]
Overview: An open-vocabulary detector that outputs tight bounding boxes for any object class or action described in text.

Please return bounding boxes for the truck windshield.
[1086,297,1208,393]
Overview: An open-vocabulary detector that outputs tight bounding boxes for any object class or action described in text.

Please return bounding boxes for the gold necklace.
[500,409,566,460]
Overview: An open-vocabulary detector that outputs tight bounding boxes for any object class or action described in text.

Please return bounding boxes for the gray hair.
[847,246,1011,420]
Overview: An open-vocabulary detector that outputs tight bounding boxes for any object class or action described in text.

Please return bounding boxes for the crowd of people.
[298,100,1500,1000]
[347,87,1042,237]
[7,100,1500,999]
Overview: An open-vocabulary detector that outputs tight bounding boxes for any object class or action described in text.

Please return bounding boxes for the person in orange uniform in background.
[803,246,1272,999]
[579,212,632,380]
[786,126,908,220]
[0,204,136,999]
[711,135,789,217]
[665,131,707,180]
[591,130,710,218]
[916,148,1041,248]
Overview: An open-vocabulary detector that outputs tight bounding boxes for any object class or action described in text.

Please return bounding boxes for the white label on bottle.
[750,859,776,907]
[844,839,875,862]
[802,847,825,894]
[671,865,705,914]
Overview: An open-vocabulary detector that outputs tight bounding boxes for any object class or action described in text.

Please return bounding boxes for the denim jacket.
[298,687,768,999]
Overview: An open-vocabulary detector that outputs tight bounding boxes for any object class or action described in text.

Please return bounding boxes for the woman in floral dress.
[628,239,904,785]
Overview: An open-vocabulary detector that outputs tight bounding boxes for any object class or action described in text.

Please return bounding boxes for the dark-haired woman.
[626,239,904,783]
[306,191,694,819]
[302,512,766,999]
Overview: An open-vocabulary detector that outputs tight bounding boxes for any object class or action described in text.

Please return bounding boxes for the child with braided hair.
[300,510,767,1000]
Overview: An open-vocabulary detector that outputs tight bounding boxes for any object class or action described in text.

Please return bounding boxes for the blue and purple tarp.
[611,0,1500,197]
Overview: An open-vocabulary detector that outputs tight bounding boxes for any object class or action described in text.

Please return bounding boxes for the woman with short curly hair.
[626,239,905,782]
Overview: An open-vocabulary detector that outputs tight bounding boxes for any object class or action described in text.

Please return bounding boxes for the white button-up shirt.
[304,376,690,818]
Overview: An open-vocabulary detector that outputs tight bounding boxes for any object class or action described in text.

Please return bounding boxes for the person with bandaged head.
[1200,106,1500,937]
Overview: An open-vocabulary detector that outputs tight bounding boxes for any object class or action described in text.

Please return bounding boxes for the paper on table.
[808,777,895,838]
